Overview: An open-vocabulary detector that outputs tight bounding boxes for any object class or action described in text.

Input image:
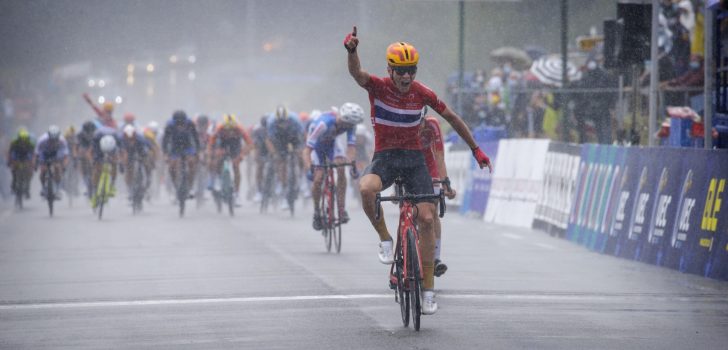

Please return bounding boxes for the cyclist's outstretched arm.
[344,26,370,87]
[439,106,492,172]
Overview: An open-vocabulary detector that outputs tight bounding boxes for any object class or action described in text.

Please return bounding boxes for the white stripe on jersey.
[373,99,422,116]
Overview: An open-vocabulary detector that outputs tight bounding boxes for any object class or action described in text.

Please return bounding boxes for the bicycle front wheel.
[321,181,333,252]
[46,167,54,217]
[407,228,422,331]
[395,241,409,327]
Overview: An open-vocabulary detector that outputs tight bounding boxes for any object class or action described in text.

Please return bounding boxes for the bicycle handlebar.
[311,160,356,169]
[375,191,446,220]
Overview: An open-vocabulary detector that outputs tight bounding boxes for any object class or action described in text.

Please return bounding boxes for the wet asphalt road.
[1,193,727,349]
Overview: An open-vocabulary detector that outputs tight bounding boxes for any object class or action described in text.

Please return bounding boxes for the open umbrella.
[490,46,532,70]
[529,54,582,87]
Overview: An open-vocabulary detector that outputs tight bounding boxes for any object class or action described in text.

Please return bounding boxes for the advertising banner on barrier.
[444,144,471,209]
[702,151,728,280]
[638,148,684,266]
[460,141,499,217]
[566,145,625,252]
[533,142,581,236]
[484,139,549,227]
[659,150,712,275]
[606,148,641,257]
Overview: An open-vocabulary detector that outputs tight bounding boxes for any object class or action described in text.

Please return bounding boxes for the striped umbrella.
[529,54,582,87]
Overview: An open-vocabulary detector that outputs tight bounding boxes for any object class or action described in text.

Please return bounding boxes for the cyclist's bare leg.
[233,159,242,194]
[359,173,391,241]
[276,155,287,191]
[255,156,265,194]
[124,160,134,189]
[415,201,437,290]
[168,158,180,188]
[186,156,197,190]
[311,168,324,211]
[52,163,63,184]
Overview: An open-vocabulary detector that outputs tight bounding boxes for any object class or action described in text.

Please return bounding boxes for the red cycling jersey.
[364,75,447,152]
[419,116,444,179]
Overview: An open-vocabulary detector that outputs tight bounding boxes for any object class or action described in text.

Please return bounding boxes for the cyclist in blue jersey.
[34,125,70,199]
[162,110,200,199]
[265,105,304,205]
[303,103,365,230]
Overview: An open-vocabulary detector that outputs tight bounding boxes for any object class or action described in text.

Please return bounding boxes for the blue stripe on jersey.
[373,99,422,127]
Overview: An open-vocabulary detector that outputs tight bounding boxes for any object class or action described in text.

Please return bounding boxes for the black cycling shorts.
[363,149,434,196]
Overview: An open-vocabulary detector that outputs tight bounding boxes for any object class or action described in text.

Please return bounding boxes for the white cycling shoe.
[421,290,438,315]
[378,240,394,264]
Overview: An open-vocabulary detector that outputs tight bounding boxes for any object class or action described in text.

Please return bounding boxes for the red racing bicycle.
[375,177,449,331]
[314,159,357,253]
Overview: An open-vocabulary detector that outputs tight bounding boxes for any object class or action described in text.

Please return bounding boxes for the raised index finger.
[352,26,357,37]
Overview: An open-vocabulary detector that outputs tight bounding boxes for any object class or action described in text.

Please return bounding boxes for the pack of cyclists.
[4,27,494,325]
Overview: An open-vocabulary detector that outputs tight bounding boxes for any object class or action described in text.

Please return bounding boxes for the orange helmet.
[102,102,115,112]
[386,42,419,67]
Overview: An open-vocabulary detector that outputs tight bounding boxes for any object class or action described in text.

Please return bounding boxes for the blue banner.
[639,148,685,266]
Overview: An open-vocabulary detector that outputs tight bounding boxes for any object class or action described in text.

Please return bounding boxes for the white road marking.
[501,233,523,240]
[2,292,710,311]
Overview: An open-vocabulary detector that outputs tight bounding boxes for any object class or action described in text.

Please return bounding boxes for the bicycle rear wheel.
[407,228,422,331]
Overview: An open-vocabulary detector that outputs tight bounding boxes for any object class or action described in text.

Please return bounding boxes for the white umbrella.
[529,55,582,87]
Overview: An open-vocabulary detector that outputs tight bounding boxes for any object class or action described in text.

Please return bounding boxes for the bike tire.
[260,161,275,214]
[407,228,422,331]
[97,175,107,220]
[14,178,23,209]
[287,154,297,217]
[396,242,410,327]
[46,167,54,217]
[178,161,187,218]
[321,180,333,252]
[334,221,342,254]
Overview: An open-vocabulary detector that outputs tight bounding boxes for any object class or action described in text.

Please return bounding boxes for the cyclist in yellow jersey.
[344,26,492,315]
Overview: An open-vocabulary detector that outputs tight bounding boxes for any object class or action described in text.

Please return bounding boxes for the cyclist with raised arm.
[208,114,253,206]
[303,103,364,230]
[119,124,152,200]
[344,27,491,315]
[265,105,304,208]
[34,125,70,199]
[162,110,200,200]
[419,114,456,277]
[7,127,35,200]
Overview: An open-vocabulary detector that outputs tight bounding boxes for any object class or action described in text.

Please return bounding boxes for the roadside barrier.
[444,139,728,280]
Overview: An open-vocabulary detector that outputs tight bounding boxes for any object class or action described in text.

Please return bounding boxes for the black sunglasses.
[392,66,417,76]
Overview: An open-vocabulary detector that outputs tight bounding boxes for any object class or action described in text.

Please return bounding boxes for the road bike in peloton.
[212,153,235,216]
[41,159,60,217]
[375,177,450,331]
[313,159,356,253]
[91,154,114,220]
[129,156,148,215]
